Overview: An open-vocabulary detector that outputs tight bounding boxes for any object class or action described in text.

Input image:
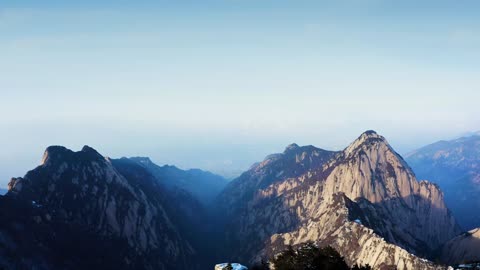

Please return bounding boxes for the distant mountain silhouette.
[406,134,480,230]
[129,157,228,205]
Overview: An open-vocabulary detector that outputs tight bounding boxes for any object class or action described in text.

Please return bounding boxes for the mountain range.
[128,157,228,205]
[0,146,223,269]
[0,131,479,269]
[406,134,480,231]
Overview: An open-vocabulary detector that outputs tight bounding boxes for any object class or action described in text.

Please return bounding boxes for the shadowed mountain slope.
[129,157,228,205]
[0,146,203,270]
[406,135,480,230]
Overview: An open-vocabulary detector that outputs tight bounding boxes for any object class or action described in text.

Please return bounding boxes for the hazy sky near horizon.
[1,0,480,186]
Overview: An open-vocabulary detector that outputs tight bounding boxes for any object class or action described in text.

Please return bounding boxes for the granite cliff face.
[0,146,199,270]
[267,194,445,270]
[406,135,480,230]
[322,131,460,253]
[216,131,461,269]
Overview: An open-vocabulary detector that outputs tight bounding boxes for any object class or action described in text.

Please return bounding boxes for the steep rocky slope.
[440,228,480,265]
[216,131,460,269]
[0,146,200,270]
[267,194,445,270]
[406,135,480,230]
[129,157,227,205]
[216,143,338,216]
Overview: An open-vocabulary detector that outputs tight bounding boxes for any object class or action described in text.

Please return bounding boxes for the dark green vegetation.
[250,242,372,270]
[223,263,234,270]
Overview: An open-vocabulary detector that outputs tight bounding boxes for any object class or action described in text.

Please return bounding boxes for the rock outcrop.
[267,194,445,270]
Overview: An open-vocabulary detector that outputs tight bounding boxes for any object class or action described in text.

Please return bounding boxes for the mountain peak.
[44,145,71,155]
[129,156,154,166]
[41,146,73,165]
[284,143,300,152]
[81,145,97,153]
[362,130,378,136]
[41,145,104,166]
[78,145,104,160]
[344,130,388,156]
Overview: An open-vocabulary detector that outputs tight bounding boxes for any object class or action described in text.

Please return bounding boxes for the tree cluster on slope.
[223,263,234,270]
[251,242,372,270]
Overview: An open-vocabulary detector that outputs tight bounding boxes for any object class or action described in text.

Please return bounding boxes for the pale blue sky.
[1,0,480,186]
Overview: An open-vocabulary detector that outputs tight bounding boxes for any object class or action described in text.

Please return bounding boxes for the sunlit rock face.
[216,131,460,269]
[268,194,446,270]
[0,146,198,270]
[406,134,480,230]
[321,131,459,251]
[441,228,480,265]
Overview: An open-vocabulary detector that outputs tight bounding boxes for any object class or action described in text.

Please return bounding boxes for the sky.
[1,0,480,186]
